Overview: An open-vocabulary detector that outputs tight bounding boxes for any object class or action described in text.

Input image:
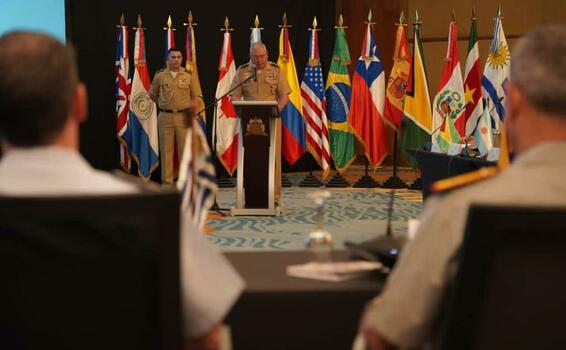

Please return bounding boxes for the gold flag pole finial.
[119,13,125,26]
[184,10,197,28]
[496,4,502,18]
[135,14,143,29]
[221,16,233,32]
[452,10,456,22]
[250,15,263,31]
[313,16,318,29]
[399,11,405,25]
[472,5,477,21]
[414,10,422,26]
[366,9,375,26]
[336,14,348,29]
[279,12,292,28]
[166,15,172,29]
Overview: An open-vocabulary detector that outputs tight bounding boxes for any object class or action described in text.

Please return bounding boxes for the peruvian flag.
[213,31,239,175]
[432,20,466,142]
[461,16,483,137]
[348,20,387,168]
[115,24,131,171]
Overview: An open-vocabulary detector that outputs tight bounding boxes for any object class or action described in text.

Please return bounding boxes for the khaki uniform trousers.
[158,111,189,184]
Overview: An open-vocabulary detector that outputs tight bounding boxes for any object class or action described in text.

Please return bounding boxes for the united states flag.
[115,24,130,171]
[300,26,330,178]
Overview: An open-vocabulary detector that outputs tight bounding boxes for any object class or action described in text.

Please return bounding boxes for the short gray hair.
[511,25,566,117]
[250,42,267,54]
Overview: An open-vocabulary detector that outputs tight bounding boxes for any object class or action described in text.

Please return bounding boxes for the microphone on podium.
[251,65,257,82]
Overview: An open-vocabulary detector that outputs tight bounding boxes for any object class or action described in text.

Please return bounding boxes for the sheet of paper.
[286,261,382,282]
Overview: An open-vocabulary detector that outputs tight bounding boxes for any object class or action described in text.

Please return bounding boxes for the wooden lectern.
[231,100,281,216]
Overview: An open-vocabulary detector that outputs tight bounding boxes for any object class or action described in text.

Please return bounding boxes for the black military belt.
[159,108,188,114]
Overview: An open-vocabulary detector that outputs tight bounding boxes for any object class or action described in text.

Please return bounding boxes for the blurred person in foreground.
[359,25,566,349]
[0,31,242,350]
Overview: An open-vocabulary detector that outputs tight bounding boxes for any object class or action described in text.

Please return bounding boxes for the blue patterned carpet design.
[207,187,423,252]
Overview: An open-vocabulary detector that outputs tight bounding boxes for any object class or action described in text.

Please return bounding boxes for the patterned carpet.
[207,185,423,252]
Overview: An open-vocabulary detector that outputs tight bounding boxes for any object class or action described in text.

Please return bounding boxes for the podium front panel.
[241,107,272,208]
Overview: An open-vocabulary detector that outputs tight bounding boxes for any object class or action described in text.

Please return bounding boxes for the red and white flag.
[214,31,239,175]
[461,15,483,137]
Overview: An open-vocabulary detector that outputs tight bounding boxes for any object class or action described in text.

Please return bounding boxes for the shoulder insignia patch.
[430,166,500,194]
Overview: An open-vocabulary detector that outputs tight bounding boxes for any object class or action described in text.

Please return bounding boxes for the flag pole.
[326,14,351,189]
[277,13,295,189]
[210,16,236,190]
[352,10,380,189]
[407,10,424,190]
[298,16,324,188]
[383,11,408,189]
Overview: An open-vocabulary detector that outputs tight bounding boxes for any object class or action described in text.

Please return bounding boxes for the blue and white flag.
[473,105,493,156]
[481,8,510,131]
[178,124,218,232]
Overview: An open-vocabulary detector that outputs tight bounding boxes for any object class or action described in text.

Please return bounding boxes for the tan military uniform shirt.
[149,68,202,111]
[371,142,566,348]
[229,62,291,101]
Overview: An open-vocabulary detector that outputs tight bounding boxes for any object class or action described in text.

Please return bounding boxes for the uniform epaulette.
[240,62,252,68]
[156,68,165,73]
[184,67,192,73]
[430,166,500,194]
[268,61,280,69]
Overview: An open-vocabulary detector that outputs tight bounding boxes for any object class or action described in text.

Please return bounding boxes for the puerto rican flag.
[213,32,239,175]
[115,25,131,171]
[126,27,159,181]
[300,27,330,178]
[348,21,387,168]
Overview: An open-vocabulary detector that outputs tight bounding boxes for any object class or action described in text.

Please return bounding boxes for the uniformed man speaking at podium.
[150,48,203,184]
[229,42,291,204]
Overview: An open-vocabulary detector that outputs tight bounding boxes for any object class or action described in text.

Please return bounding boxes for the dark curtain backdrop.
[66,0,335,173]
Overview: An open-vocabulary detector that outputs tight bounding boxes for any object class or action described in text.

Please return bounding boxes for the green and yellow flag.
[325,17,356,173]
[401,12,432,167]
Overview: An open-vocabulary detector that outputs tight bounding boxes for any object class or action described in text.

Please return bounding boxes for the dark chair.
[0,191,181,350]
[439,204,566,350]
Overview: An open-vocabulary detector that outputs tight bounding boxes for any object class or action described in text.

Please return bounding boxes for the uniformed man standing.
[229,42,291,204]
[150,48,203,184]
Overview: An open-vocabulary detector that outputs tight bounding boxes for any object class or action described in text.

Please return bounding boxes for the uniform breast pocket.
[178,79,190,89]
[267,80,278,95]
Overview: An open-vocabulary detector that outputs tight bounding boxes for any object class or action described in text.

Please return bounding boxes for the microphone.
[345,189,406,268]
[251,65,257,82]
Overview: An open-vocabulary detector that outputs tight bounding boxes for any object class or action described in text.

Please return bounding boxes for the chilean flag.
[126,27,159,181]
[214,32,239,175]
[348,21,387,168]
